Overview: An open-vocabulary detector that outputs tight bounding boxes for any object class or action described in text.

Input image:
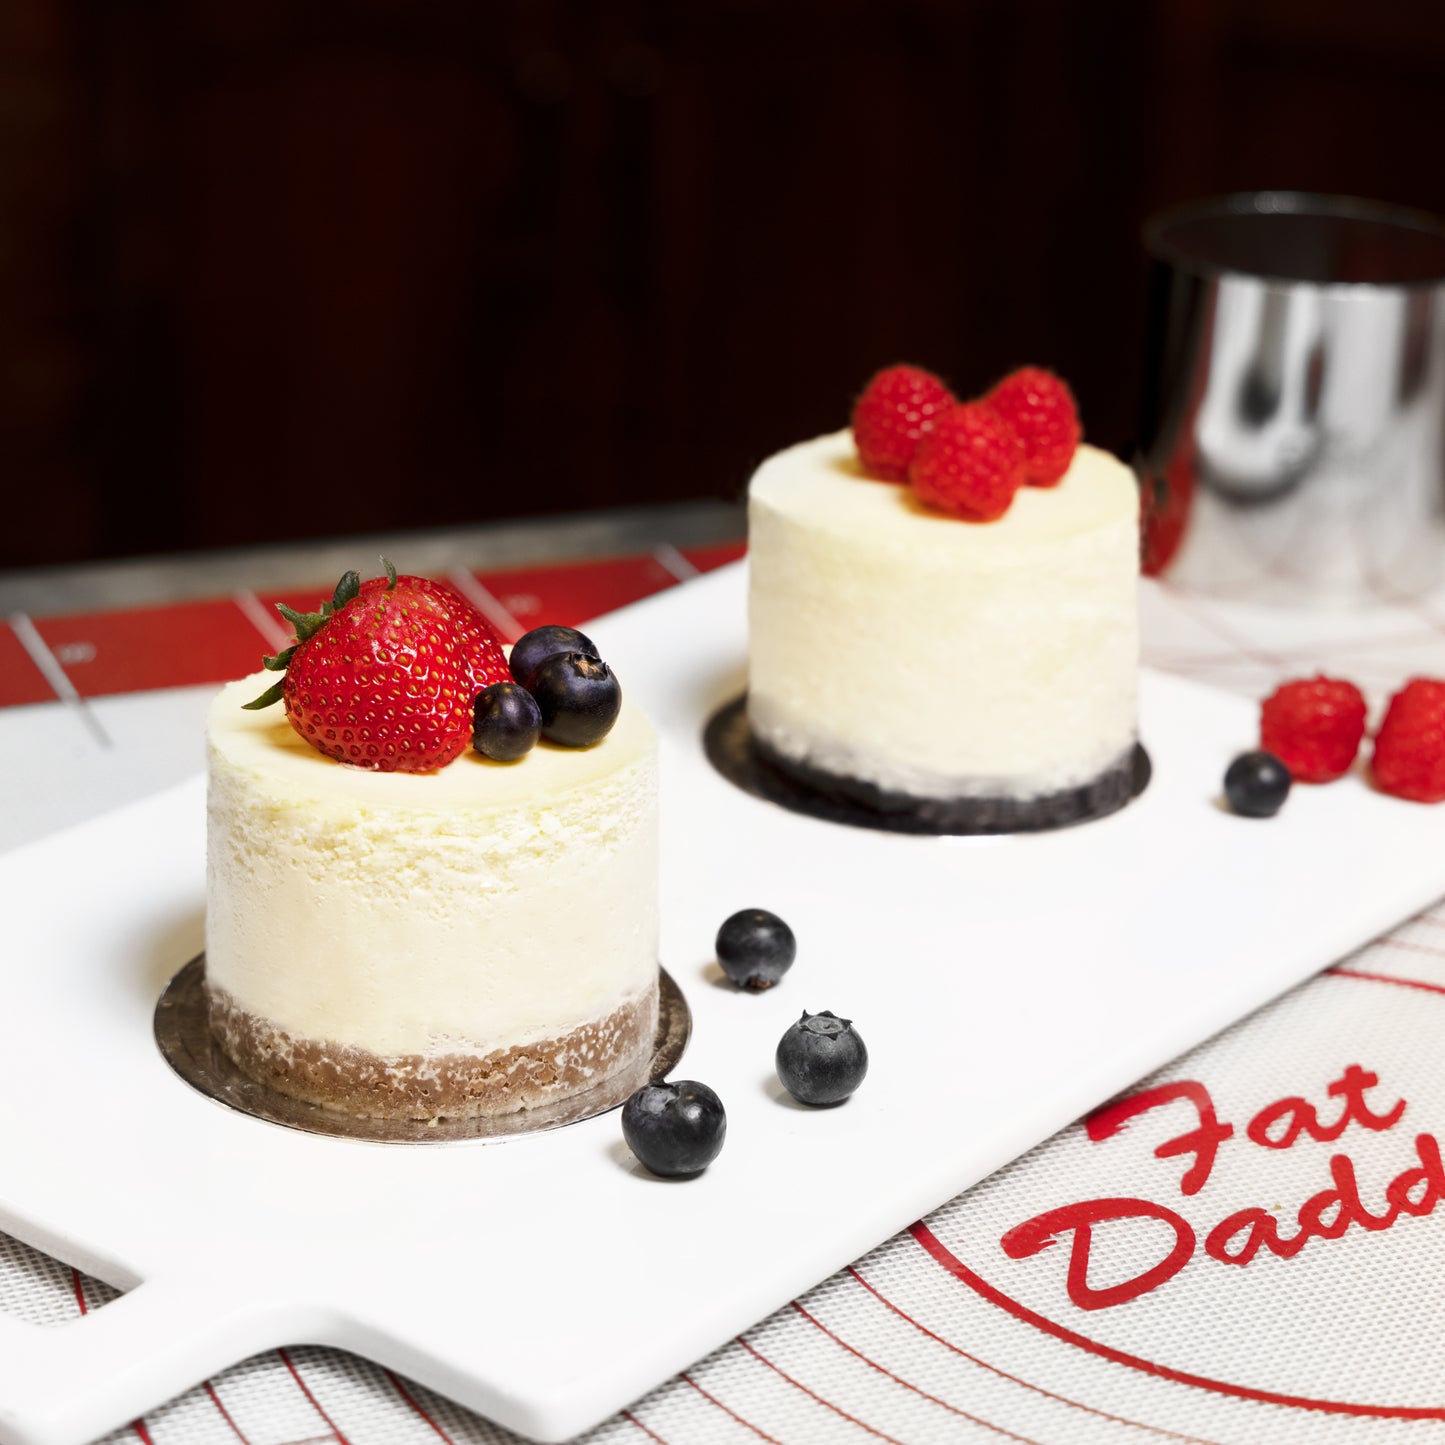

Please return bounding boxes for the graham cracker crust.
[702,695,1148,836]
[206,982,660,1122]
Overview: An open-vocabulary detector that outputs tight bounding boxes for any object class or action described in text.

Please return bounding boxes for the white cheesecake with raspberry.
[746,418,1141,832]
[205,668,660,1121]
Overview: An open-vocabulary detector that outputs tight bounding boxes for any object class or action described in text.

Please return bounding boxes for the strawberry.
[245,562,509,772]
[1259,675,1367,784]
[1373,678,1445,803]
[908,400,1027,521]
[983,367,1082,487]
[851,365,956,482]
[354,574,509,703]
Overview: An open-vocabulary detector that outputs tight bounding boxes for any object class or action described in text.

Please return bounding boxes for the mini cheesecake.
[746,431,1140,831]
[205,671,659,1120]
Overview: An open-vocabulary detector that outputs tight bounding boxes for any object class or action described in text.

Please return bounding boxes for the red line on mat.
[682,1373,784,1443]
[736,1334,907,1445]
[1148,629,1445,671]
[1151,582,1286,668]
[204,1381,253,1444]
[623,1408,671,1443]
[70,1269,155,1445]
[1326,966,1445,998]
[279,1349,354,1445]
[791,1301,1042,1444]
[846,1267,1222,1444]
[909,1220,1445,1419]
[1400,597,1445,645]
[1375,936,1445,961]
[384,1369,454,1443]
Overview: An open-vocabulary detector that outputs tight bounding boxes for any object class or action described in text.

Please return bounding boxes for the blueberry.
[530,652,622,747]
[776,1011,868,1106]
[621,1080,726,1178]
[716,908,795,991]
[1224,750,1291,818]
[509,625,600,690]
[471,682,542,762]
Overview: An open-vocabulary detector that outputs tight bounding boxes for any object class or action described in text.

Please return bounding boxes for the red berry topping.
[246,563,509,772]
[851,365,956,482]
[983,367,1082,487]
[1259,675,1367,784]
[1373,679,1445,803]
[908,401,1027,522]
[357,574,509,701]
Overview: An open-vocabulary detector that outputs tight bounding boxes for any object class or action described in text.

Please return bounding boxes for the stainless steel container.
[1137,192,1445,603]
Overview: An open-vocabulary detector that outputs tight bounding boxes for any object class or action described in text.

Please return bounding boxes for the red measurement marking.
[1326,966,1445,999]
[278,1349,353,1445]
[681,1374,784,1444]
[0,548,746,709]
[680,540,746,572]
[253,585,338,618]
[791,1301,1042,1444]
[70,1270,155,1444]
[623,1408,671,1443]
[477,555,679,630]
[910,1218,1445,1419]
[846,1268,1221,1444]
[32,599,270,698]
[0,623,54,706]
[384,1369,453,1443]
[736,1335,907,1445]
[1376,936,1445,961]
[204,1381,253,1444]
[1152,581,1286,668]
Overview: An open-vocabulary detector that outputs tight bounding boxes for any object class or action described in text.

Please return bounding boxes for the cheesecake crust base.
[703,694,1148,836]
[207,982,660,1122]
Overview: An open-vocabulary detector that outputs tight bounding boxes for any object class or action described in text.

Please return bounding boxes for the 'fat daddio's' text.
[1003,1065,1437,1310]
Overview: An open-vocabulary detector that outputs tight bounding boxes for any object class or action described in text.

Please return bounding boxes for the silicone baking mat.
[7,546,1445,1443]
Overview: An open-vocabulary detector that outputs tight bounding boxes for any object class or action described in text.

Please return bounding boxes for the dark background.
[4,0,1445,569]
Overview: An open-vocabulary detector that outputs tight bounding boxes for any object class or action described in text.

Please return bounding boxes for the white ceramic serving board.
[1,561,1443,1445]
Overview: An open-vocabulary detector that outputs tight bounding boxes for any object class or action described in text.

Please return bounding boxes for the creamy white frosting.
[205,673,658,1058]
[747,432,1140,798]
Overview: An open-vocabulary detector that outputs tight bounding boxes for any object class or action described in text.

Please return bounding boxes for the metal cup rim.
[1142,190,1445,291]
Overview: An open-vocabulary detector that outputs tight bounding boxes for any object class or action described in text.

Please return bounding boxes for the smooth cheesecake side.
[746,431,1140,807]
[204,672,660,1119]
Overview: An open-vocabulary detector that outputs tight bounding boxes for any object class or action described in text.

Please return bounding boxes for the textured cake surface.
[205,672,660,1118]
[747,432,1140,801]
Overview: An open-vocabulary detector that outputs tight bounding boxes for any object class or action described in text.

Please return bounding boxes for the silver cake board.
[154,957,690,1145]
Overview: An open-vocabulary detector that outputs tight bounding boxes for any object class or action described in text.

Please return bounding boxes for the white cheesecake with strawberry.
[205,569,659,1120]
[746,366,1141,832]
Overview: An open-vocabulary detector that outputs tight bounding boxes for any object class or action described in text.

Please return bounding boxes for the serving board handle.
[0,1276,323,1445]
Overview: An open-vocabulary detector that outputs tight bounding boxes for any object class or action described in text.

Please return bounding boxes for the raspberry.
[1259,676,1367,783]
[908,401,1026,521]
[851,365,956,482]
[1373,679,1445,803]
[983,367,1082,486]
